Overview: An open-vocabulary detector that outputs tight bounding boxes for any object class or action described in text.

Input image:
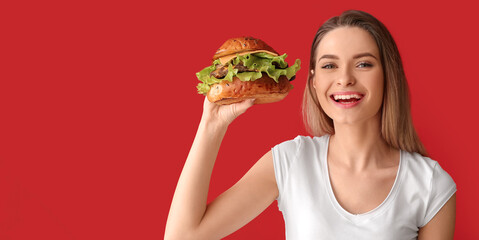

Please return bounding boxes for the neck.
[328,113,395,171]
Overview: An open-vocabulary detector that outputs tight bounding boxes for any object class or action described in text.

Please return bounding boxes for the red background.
[1,0,478,239]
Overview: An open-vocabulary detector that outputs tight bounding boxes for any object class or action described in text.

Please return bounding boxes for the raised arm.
[165,98,279,240]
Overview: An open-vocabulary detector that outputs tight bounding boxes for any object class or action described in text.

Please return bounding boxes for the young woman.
[165,10,457,240]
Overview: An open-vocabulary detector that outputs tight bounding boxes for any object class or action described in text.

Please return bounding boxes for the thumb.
[232,98,255,118]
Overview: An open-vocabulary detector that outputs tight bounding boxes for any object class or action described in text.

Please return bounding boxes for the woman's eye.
[321,64,336,69]
[357,62,373,68]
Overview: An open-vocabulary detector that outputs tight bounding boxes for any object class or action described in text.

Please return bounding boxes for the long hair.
[302,10,428,156]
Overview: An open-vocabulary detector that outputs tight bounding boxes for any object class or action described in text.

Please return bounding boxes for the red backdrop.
[1,0,478,239]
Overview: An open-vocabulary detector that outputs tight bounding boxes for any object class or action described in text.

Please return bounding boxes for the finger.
[203,96,210,107]
[233,98,255,118]
[203,96,215,111]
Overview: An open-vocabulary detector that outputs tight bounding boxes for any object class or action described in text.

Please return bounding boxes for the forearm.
[165,118,228,238]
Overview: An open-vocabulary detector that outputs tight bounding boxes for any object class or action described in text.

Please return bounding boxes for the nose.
[336,67,355,86]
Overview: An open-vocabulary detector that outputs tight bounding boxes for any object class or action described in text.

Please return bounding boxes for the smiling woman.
[165,10,456,240]
[303,13,428,157]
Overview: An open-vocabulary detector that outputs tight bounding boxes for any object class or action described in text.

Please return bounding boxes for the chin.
[332,117,363,126]
[331,111,381,127]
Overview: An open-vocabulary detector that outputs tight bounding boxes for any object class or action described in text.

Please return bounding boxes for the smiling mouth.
[330,93,364,104]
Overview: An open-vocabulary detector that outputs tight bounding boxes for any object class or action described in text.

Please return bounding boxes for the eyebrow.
[317,52,378,62]
[353,52,378,60]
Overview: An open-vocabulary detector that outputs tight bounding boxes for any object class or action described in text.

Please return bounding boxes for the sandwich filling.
[196,52,301,95]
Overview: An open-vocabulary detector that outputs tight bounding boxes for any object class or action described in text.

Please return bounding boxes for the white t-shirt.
[272,135,456,240]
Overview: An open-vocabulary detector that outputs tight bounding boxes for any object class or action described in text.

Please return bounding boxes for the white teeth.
[333,94,362,100]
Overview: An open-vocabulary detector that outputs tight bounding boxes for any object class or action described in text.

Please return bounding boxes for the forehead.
[316,27,379,59]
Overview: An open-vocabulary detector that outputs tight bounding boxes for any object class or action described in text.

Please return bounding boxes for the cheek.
[313,78,334,115]
[368,73,385,106]
[313,77,329,102]
[312,79,325,103]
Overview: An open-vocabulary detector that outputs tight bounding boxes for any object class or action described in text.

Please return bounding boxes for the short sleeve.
[420,162,457,227]
[271,136,303,210]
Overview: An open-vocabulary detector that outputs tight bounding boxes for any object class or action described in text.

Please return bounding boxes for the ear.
[310,70,316,89]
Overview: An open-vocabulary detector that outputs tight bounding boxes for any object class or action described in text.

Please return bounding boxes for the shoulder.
[273,135,310,149]
[271,135,328,209]
[271,135,328,174]
[403,151,438,181]
[402,151,457,227]
[403,151,456,188]
[273,134,328,149]
[272,135,328,157]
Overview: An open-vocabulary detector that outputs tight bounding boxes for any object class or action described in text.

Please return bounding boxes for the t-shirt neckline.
[320,134,406,223]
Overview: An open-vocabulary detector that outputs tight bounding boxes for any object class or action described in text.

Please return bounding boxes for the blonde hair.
[302,10,428,156]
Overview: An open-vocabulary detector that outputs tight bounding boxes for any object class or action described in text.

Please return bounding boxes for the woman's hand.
[201,97,255,127]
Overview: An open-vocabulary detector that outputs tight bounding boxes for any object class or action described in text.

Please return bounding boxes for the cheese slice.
[218,50,279,65]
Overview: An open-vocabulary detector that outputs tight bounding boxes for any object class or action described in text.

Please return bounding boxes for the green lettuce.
[196,53,301,95]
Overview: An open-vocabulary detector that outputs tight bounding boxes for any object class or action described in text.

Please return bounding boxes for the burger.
[196,37,301,105]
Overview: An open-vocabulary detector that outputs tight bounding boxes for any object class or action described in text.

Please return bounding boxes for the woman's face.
[313,27,384,125]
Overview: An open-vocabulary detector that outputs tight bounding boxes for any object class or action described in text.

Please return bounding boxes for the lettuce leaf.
[196,53,301,95]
